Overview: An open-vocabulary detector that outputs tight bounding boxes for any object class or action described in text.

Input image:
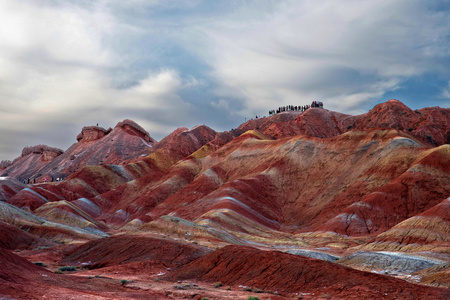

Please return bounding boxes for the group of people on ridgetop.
[269,101,324,116]
[23,176,64,184]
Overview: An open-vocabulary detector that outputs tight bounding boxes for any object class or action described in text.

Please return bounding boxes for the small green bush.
[408,127,413,132]
[57,266,77,272]
[33,262,47,267]
[248,296,260,300]
[213,281,223,288]
[120,279,128,285]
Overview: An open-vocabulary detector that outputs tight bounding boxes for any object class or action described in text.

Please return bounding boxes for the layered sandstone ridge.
[1,119,156,182]
[0,99,449,299]
[0,145,64,181]
[237,99,449,146]
[21,145,64,161]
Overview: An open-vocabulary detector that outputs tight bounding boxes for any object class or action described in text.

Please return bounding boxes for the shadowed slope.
[0,221,53,250]
[0,176,26,201]
[64,235,212,270]
[170,245,450,299]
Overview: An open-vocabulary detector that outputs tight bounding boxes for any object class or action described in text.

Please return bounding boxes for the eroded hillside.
[1,100,449,299]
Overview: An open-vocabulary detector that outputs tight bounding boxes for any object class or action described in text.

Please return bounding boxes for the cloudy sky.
[0,0,449,160]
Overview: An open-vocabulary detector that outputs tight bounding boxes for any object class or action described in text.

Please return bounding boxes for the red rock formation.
[0,222,52,250]
[21,145,64,160]
[143,125,219,168]
[170,245,450,299]
[76,126,112,142]
[319,144,450,235]
[116,119,155,143]
[48,121,155,174]
[349,99,450,146]
[1,120,156,183]
[1,99,449,298]
[0,248,54,286]
[0,177,26,202]
[237,99,449,146]
[64,235,211,269]
[360,197,450,251]
[0,160,11,171]
[7,165,132,211]
[0,244,173,299]
[76,125,447,245]
[0,145,63,181]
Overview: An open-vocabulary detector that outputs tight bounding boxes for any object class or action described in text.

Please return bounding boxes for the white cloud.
[0,0,449,160]
[190,0,449,114]
[118,69,184,108]
[442,81,450,99]
[210,99,230,111]
[0,1,193,159]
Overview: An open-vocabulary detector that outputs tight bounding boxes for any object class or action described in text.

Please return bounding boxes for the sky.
[0,0,449,161]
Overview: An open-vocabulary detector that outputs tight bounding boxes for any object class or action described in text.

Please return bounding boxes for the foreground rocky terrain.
[0,99,449,299]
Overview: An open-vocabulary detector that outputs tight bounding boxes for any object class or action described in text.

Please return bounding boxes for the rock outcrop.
[0,145,63,181]
[115,119,155,143]
[21,145,64,159]
[0,160,11,171]
[2,120,156,182]
[76,126,112,142]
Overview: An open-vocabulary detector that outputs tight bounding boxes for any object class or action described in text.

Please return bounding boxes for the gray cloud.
[194,0,450,115]
[0,0,449,160]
